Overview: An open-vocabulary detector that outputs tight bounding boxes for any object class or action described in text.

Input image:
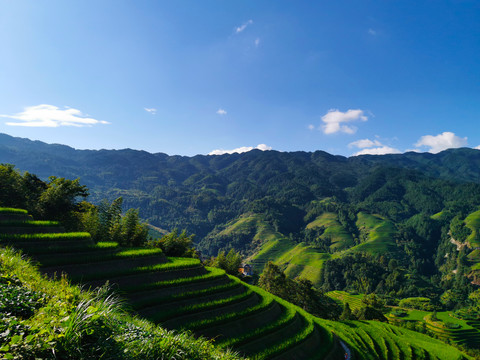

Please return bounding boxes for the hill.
[0,134,480,296]
[0,207,473,359]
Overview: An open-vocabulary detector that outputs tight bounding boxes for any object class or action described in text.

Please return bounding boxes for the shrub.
[151,229,197,257]
[399,297,435,311]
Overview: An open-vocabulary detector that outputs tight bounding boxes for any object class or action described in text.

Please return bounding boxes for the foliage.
[78,198,149,246]
[209,249,243,276]
[151,229,197,257]
[398,297,436,311]
[258,262,341,319]
[339,303,355,320]
[0,247,245,360]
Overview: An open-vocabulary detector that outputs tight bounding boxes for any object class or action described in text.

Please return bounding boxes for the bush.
[399,297,435,311]
[445,322,461,329]
[151,229,197,257]
[390,309,407,317]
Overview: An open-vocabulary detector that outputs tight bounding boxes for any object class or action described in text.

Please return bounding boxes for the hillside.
[2,134,480,310]
[0,207,473,359]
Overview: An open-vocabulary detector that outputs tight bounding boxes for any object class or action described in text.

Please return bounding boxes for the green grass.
[115,247,164,257]
[0,247,246,360]
[224,276,334,360]
[131,281,241,310]
[327,291,364,311]
[346,212,397,255]
[0,208,28,214]
[183,291,272,331]
[220,213,297,273]
[0,232,91,241]
[275,243,331,287]
[307,212,355,250]
[0,220,60,227]
[149,289,253,323]
[70,257,200,282]
[217,305,296,348]
[122,267,226,293]
[318,319,472,360]
[465,209,480,248]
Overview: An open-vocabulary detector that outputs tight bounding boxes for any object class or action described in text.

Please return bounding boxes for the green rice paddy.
[0,208,472,360]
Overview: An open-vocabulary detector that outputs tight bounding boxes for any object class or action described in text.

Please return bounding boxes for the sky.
[0,0,479,157]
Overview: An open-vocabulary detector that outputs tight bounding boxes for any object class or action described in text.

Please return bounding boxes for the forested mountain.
[1,133,480,303]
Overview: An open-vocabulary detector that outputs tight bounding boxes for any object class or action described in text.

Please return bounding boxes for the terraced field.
[0,209,338,360]
[327,290,364,311]
[465,209,480,248]
[0,208,473,359]
[306,212,355,250]
[329,290,480,351]
[318,319,471,360]
[275,243,331,287]
[349,212,397,255]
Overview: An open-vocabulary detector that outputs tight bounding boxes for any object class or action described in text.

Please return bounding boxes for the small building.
[238,263,253,276]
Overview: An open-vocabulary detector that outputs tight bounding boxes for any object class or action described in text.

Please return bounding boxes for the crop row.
[0,220,60,227]
[0,232,91,241]
[0,208,28,214]
[184,293,273,331]
[218,305,296,348]
[131,281,241,310]
[150,289,254,323]
[122,267,226,293]
[70,257,200,282]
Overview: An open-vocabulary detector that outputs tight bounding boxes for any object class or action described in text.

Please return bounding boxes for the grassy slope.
[1,208,474,360]
[328,291,480,351]
[275,243,331,286]
[306,212,355,250]
[221,214,297,273]
[0,247,244,360]
[347,212,397,255]
[465,210,480,248]
[318,319,471,360]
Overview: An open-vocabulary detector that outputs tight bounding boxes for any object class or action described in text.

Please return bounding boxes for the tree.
[258,262,341,319]
[340,303,356,321]
[37,176,89,228]
[258,262,290,299]
[212,249,243,276]
[353,306,387,321]
[153,229,197,257]
[121,208,149,246]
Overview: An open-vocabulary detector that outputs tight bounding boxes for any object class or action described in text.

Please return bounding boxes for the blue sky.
[0,0,479,156]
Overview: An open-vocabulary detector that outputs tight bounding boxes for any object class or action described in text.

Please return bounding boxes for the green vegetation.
[258,262,341,319]
[464,209,480,248]
[150,228,197,257]
[0,247,245,360]
[0,232,91,241]
[319,319,472,360]
[3,143,480,357]
[0,208,28,214]
[207,249,243,276]
[306,212,355,250]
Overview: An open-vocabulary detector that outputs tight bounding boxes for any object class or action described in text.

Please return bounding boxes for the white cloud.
[0,104,109,127]
[307,124,315,130]
[209,143,272,156]
[236,20,253,33]
[216,108,227,115]
[475,145,480,150]
[353,146,402,156]
[144,108,157,115]
[368,28,377,36]
[415,132,467,153]
[348,138,382,149]
[254,38,261,47]
[321,109,368,134]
